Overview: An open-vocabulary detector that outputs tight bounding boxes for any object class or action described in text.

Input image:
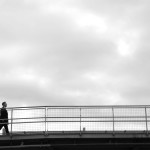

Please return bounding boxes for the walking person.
[0,102,9,135]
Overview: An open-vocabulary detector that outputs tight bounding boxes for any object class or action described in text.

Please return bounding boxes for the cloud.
[0,0,150,107]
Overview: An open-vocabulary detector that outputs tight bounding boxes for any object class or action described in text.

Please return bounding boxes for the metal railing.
[1,105,150,134]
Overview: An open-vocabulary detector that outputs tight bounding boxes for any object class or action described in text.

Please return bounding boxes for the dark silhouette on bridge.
[0,105,150,149]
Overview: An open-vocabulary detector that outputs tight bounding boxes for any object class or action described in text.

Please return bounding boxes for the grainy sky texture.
[0,0,150,107]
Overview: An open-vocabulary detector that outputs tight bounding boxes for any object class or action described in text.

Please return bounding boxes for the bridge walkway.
[0,105,150,149]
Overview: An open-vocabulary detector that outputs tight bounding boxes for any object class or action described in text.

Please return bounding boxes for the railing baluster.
[112,107,115,134]
[11,108,13,135]
[145,107,148,134]
[80,108,81,133]
[45,107,47,133]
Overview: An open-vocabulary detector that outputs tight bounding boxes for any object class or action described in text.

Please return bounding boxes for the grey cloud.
[0,0,150,107]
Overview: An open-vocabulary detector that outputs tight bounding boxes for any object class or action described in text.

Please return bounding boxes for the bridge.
[0,105,150,149]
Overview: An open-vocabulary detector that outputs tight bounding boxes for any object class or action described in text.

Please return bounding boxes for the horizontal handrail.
[1,116,150,120]
[6,105,150,109]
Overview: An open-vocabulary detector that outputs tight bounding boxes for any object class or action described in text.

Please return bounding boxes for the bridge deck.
[1,130,150,140]
[0,105,150,149]
[0,131,150,150]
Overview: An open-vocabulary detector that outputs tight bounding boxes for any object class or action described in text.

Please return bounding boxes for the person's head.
[2,102,7,108]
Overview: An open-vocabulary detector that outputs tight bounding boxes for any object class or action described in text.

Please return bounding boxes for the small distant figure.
[0,102,9,135]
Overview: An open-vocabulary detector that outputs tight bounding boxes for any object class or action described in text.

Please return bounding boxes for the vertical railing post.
[112,107,115,135]
[45,107,47,133]
[11,108,13,135]
[145,107,148,134]
[80,107,81,133]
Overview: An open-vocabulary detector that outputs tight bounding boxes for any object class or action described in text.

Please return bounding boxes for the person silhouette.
[0,102,9,135]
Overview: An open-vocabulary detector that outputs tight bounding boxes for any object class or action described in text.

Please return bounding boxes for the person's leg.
[4,124,9,134]
[0,124,3,130]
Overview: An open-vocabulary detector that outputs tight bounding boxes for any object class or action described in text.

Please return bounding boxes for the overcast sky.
[0,0,150,107]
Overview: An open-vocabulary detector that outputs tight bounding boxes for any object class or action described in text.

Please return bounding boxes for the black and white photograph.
[0,0,150,149]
